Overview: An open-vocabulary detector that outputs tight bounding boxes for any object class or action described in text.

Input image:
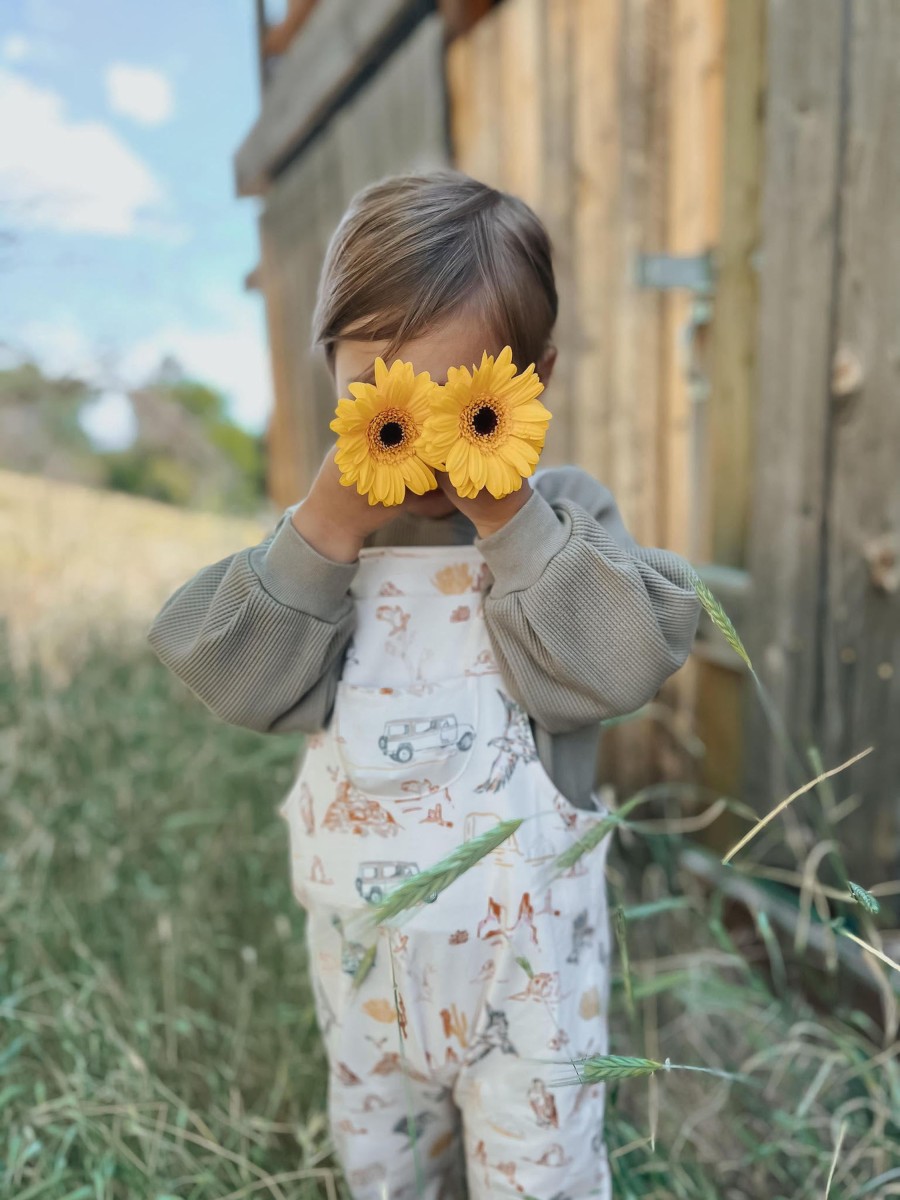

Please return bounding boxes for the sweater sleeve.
[146,506,359,734]
[473,467,701,733]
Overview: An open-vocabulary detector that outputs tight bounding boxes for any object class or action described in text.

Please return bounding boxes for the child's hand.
[292,447,403,562]
[435,471,532,538]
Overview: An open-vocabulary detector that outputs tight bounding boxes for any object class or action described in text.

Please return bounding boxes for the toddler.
[148,170,701,1200]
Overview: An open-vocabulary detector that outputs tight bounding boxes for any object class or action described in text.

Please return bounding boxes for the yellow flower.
[417,346,552,499]
[329,357,439,506]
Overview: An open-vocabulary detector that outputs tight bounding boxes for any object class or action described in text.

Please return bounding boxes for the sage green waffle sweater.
[147,466,701,809]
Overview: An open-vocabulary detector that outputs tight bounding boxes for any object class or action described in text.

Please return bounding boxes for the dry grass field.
[0,467,272,674]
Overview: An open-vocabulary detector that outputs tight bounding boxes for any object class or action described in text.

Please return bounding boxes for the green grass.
[0,630,336,1199]
[2,631,899,1199]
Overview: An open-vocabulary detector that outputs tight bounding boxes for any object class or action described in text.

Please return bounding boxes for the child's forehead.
[334,311,506,393]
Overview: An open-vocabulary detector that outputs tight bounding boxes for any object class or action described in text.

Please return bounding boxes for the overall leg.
[456,1057,610,1199]
[305,909,468,1199]
[452,834,614,1199]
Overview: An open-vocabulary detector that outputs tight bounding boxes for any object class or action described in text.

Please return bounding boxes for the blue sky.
[1,0,282,437]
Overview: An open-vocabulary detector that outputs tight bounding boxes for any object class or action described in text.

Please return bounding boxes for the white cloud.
[0,66,171,237]
[105,63,174,127]
[2,34,30,62]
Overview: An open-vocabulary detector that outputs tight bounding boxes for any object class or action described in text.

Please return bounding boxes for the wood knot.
[831,345,864,398]
[863,534,899,593]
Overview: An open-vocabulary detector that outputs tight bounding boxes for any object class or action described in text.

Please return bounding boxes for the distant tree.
[102,450,195,507]
[0,359,267,515]
[0,363,103,484]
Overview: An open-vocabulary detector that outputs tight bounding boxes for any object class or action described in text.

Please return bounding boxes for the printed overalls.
[279,545,614,1200]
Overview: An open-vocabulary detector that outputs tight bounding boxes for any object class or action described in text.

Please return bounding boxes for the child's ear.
[537,344,558,386]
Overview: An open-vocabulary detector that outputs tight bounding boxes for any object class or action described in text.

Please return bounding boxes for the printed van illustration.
[377,714,475,764]
[355,860,439,905]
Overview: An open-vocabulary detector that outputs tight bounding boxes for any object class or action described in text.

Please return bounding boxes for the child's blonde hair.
[312,170,558,373]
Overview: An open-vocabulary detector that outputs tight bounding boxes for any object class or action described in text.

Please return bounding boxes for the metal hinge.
[635,251,715,294]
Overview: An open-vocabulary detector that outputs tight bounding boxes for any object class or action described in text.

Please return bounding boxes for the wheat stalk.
[363,818,523,926]
[847,881,880,915]
[837,927,900,975]
[538,784,749,887]
[558,1054,664,1084]
[824,1119,848,1199]
[721,746,874,864]
[550,1054,756,1088]
[692,573,753,670]
[614,905,636,1021]
[539,792,646,884]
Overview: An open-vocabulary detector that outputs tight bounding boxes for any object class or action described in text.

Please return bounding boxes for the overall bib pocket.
[333,675,480,799]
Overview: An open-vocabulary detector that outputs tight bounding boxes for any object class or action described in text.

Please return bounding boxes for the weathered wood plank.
[649,0,725,798]
[437,0,493,39]
[261,135,334,506]
[497,0,543,208]
[334,15,446,197]
[630,0,703,795]
[658,0,724,560]
[572,0,676,796]
[744,0,845,812]
[572,0,620,488]
[539,0,576,467]
[690,0,763,805]
[261,16,450,506]
[446,1,504,187]
[235,0,424,195]
[610,0,670,547]
[705,0,765,569]
[821,0,900,886]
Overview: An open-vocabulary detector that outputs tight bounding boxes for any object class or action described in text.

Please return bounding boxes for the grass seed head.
[692,573,753,671]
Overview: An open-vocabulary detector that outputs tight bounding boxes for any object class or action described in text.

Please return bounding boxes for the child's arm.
[147,449,397,734]
[147,507,357,733]
[473,465,701,733]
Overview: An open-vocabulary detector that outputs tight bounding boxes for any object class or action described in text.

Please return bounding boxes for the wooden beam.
[235,0,427,196]
[263,0,319,58]
[437,0,493,39]
[254,0,270,94]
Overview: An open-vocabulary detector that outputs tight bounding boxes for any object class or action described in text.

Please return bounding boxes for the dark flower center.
[379,421,404,447]
[472,405,498,436]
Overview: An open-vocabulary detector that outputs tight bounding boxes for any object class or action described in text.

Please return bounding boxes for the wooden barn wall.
[747,0,900,889]
[261,14,449,509]
[255,0,898,886]
[448,0,727,557]
[448,0,730,796]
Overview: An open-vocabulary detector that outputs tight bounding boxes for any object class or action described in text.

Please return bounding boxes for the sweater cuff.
[250,514,359,619]
[474,487,568,598]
